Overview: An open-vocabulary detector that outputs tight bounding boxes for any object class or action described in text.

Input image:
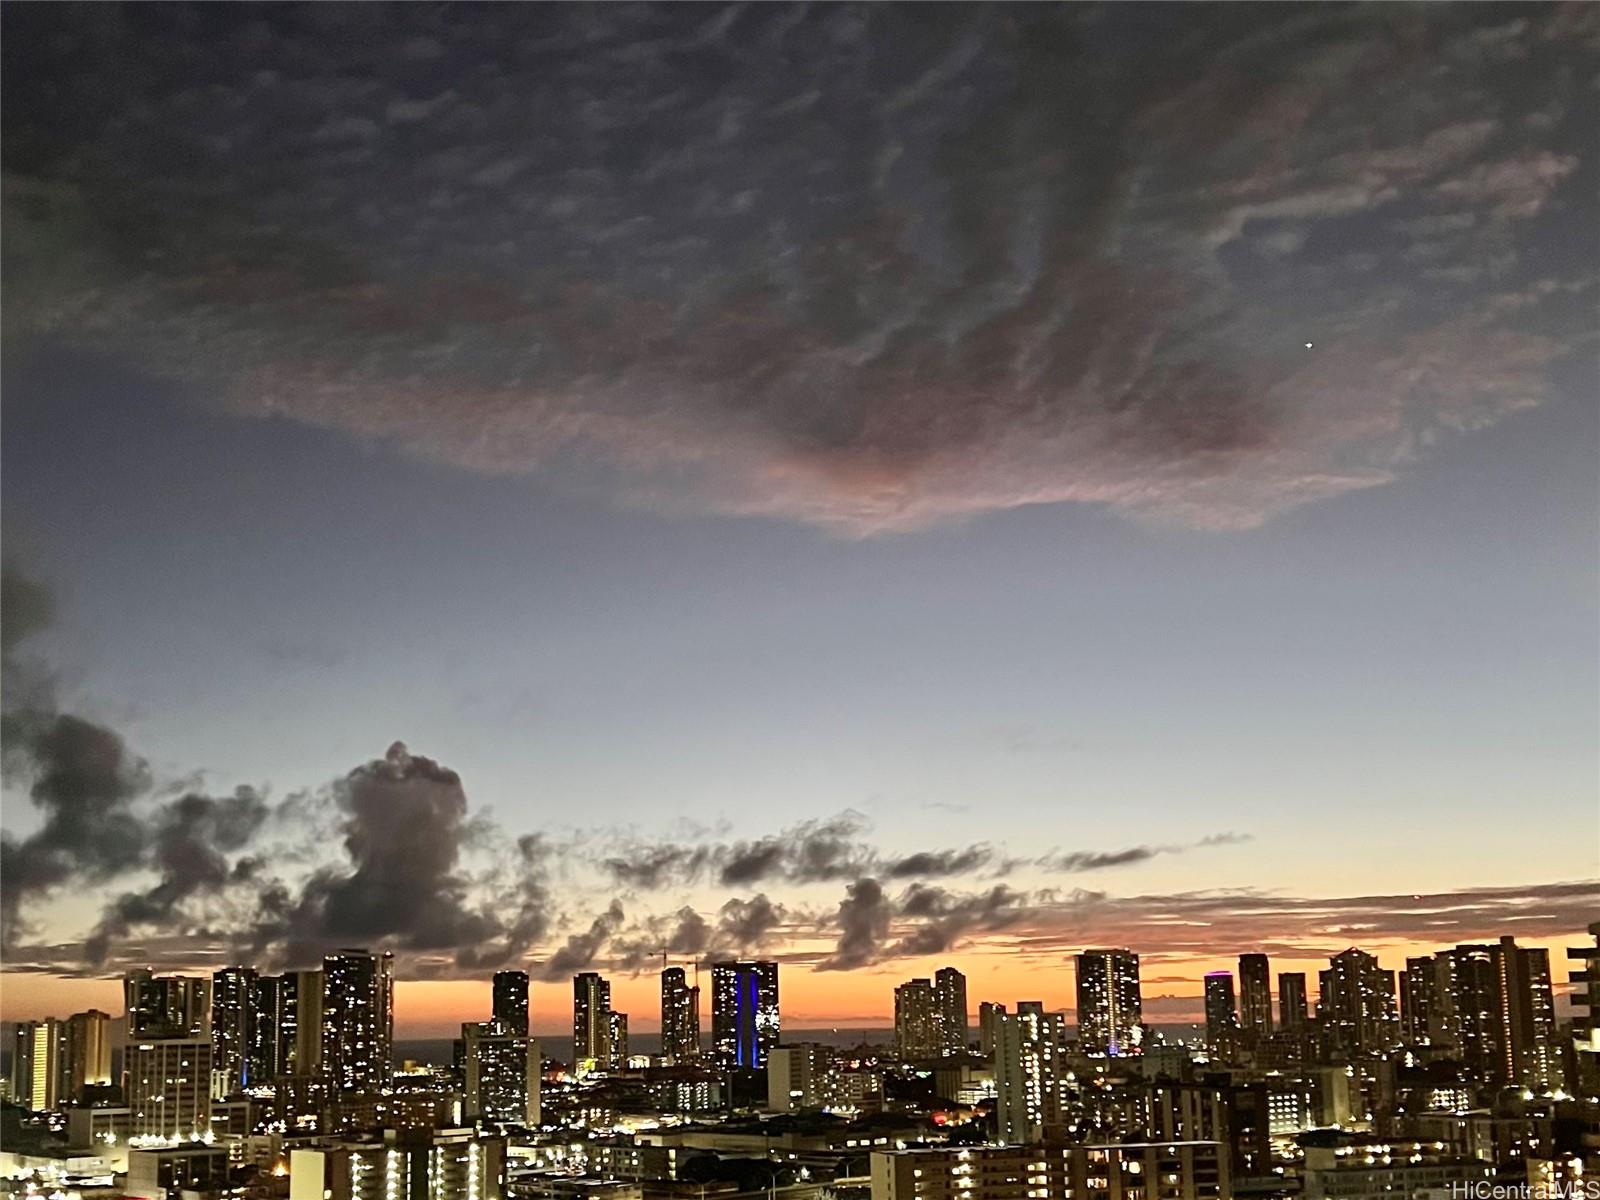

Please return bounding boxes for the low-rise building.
[870,1140,1228,1200]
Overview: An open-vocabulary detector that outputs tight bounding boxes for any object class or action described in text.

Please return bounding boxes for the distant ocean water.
[394,1024,1205,1066]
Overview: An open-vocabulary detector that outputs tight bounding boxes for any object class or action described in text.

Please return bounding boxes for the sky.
[1,3,1597,1039]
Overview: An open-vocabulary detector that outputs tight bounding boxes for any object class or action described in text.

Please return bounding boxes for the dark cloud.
[1043,846,1164,872]
[83,787,271,965]
[602,893,788,974]
[603,845,712,890]
[713,894,785,954]
[263,742,503,962]
[884,846,993,879]
[0,563,53,661]
[537,901,625,981]
[717,814,872,887]
[811,878,1027,971]
[1038,833,1252,874]
[1,565,154,946]
[5,6,1593,533]
[602,815,1002,892]
[0,713,152,945]
[817,878,893,972]
[888,883,1027,958]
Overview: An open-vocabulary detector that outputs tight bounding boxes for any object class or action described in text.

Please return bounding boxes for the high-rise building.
[211,966,257,1095]
[1238,954,1273,1046]
[292,969,325,1077]
[768,1043,840,1112]
[124,970,211,1039]
[1317,948,1398,1059]
[1431,944,1501,1080]
[608,1011,629,1065]
[1569,922,1600,1098]
[62,1010,112,1102]
[934,967,969,1056]
[1279,973,1308,1031]
[10,1023,37,1110]
[462,1023,540,1126]
[1204,972,1241,1062]
[894,979,940,1060]
[978,1001,1006,1057]
[711,960,779,1068]
[492,971,530,1037]
[1150,1078,1272,1180]
[573,972,612,1068]
[1075,949,1142,1057]
[993,1005,1068,1144]
[251,968,325,1081]
[251,974,291,1082]
[660,967,701,1062]
[1400,956,1439,1044]
[126,1037,213,1141]
[321,950,394,1094]
[1495,936,1560,1093]
[21,1020,62,1112]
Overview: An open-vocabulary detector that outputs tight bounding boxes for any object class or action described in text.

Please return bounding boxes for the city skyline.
[3,3,1597,1041]
[7,931,1597,1044]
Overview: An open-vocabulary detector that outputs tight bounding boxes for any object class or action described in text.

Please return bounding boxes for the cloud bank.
[3,564,1594,985]
[4,5,1595,533]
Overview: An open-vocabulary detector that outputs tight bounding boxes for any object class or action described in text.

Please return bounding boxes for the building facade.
[493,970,530,1037]
[934,967,969,1056]
[573,973,613,1070]
[870,1140,1228,1200]
[710,960,779,1069]
[321,951,395,1094]
[994,1005,1068,1145]
[1238,954,1273,1047]
[894,979,941,1060]
[1075,949,1143,1057]
[659,967,700,1063]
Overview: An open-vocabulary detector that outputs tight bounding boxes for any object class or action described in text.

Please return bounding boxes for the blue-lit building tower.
[711,960,779,1068]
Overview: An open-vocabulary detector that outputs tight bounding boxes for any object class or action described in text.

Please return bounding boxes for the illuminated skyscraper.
[1495,936,1560,1093]
[1278,973,1308,1031]
[979,1001,1006,1057]
[895,978,940,1060]
[1432,944,1500,1080]
[126,1037,213,1141]
[62,1010,111,1102]
[23,1020,61,1112]
[1400,956,1439,1044]
[1075,949,1142,1057]
[711,960,779,1068]
[1569,922,1600,1097]
[462,1023,541,1126]
[608,1011,629,1064]
[934,967,969,1056]
[994,1005,1068,1144]
[1425,940,1558,1091]
[250,973,291,1082]
[22,1015,110,1109]
[1238,954,1272,1046]
[211,966,257,1095]
[1317,948,1398,1059]
[1204,972,1241,1062]
[660,967,701,1062]
[492,970,530,1036]
[321,950,394,1093]
[124,970,211,1039]
[573,972,612,1068]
